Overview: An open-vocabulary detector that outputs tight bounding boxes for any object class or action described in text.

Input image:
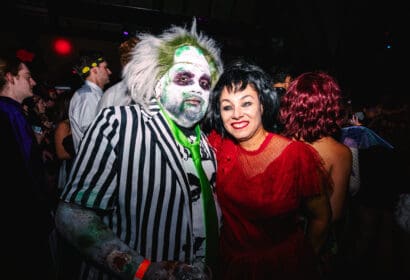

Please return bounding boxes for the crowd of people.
[1,19,409,280]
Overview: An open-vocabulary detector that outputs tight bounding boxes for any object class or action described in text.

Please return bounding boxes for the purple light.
[123,30,129,36]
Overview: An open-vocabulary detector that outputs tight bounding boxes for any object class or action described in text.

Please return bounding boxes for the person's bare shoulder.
[311,136,352,167]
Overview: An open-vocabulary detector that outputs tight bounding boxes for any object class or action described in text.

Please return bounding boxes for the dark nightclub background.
[1,0,406,105]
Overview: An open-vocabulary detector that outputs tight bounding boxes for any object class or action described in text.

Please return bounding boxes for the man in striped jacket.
[55,19,223,280]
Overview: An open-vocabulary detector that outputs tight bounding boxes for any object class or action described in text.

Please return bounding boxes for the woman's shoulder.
[280,139,326,168]
[312,137,351,156]
[206,130,235,151]
[264,136,319,167]
[285,137,314,153]
[55,119,71,133]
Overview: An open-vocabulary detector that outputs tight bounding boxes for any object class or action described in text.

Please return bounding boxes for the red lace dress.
[208,132,325,280]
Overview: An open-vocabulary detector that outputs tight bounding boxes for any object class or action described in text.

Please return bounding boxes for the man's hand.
[143,261,209,280]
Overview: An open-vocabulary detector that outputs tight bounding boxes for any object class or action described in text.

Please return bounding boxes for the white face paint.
[157,46,212,128]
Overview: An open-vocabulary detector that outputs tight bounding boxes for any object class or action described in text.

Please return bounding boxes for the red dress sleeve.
[289,141,329,197]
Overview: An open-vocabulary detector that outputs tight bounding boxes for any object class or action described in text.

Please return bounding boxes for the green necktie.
[160,106,219,271]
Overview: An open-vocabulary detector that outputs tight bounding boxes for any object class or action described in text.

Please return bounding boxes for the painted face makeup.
[157,46,211,128]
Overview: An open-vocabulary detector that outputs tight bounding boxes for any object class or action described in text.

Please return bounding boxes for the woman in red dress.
[204,59,331,279]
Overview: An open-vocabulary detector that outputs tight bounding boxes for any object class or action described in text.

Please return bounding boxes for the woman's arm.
[54,121,72,160]
[329,144,352,221]
[304,190,332,254]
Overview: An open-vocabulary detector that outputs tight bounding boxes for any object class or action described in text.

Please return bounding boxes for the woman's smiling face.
[220,83,265,145]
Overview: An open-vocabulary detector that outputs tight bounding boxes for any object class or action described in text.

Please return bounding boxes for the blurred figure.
[53,89,81,280]
[23,95,46,144]
[340,98,361,196]
[97,36,140,112]
[0,52,56,279]
[270,64,294,98]
[28,93,57,192]
[204,59,331,279]
[269,65,295,132]
[70,51,111,151]
[55,20,223,280]
[54,90,75,192]
[349,95,409,279]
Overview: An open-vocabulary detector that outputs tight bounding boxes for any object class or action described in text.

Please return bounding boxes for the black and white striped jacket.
[61,101,221,280]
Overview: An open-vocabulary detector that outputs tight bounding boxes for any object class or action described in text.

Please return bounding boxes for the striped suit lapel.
[146,109,193,213]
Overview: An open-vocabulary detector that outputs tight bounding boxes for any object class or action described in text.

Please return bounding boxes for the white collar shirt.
[69,80,103,152]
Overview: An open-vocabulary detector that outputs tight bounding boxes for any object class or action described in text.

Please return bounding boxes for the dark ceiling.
[2,0,406,101]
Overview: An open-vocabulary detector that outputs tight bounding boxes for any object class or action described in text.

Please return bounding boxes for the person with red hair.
[279,71,352,222]
[279,71,353,276]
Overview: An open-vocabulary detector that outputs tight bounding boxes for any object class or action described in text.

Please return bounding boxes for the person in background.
[349,95,409,279]
[30,93,58,194]
[52,88,82,280]
[55,20,223,280]
[69,51,111,151]
[97,36,140,112]
[270,64,294,97]
[340,97,362,198]
[204,59,331,279]
[279,71,352,223]
[279,71,353,277]
[23,94,45,143]
[0,52,56,279]
[54,90,75,192]
[269,65,295,132]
